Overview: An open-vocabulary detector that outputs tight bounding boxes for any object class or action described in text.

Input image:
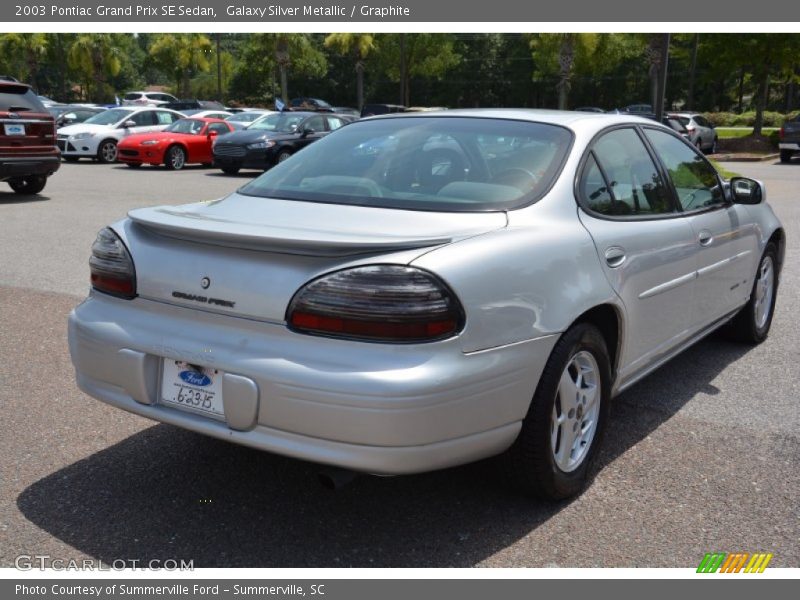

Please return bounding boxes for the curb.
[712,153,779,162]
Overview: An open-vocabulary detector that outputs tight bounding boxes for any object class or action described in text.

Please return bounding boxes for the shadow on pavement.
[17,331,752,567]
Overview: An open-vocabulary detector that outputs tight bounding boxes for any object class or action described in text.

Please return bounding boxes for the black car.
[48,104,107,128]
[212,111,355,174]
[163,99,226,112]
[361,103,407,118]
[289,97,333,111]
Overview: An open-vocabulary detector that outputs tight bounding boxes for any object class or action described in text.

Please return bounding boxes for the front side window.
[644,128,724,210]
[248,113,306,132]
[130,111,156,127]
[239,117,573,212]
[588,128,673,216]
[304,116,326,132]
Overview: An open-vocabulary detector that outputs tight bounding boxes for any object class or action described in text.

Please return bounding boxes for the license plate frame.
[4,124,25,136]
[160,359,225,419]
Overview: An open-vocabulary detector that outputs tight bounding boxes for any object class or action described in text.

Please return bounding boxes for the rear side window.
[644,128,724,210]
[155,111,178,124]
[0,85,46,112]
[587,128,674,216]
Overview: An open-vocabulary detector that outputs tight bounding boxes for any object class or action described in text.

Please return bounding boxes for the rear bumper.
[68,293,557,474]
[0,154,60,180]
[778,142,799,151]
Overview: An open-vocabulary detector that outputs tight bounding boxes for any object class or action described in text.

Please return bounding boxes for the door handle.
[698,230,713,247]
[604,246,627,268]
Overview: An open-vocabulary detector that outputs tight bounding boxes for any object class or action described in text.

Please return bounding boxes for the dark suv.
[1,81,60,194]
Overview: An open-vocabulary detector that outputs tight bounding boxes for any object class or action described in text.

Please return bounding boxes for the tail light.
[287,265,465,343]
[779,127,785,140]
[89,227,136,299]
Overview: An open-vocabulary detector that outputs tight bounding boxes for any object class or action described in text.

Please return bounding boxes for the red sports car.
[117,117,234,170]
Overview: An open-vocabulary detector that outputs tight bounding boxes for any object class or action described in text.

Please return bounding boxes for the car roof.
[366,108,661,128]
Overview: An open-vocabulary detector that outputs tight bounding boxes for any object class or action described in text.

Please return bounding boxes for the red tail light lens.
[89,227,136,299]
[287,265,465,343]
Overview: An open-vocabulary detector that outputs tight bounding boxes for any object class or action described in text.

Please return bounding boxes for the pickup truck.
[779,114,800,163]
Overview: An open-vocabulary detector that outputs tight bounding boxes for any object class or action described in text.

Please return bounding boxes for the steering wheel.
[491,168,539,192]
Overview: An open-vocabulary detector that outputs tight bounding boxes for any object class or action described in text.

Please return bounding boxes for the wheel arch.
[768,227,785,275]
[572,303,623,383]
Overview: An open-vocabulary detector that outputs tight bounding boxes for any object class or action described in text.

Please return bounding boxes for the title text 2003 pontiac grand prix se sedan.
[68,110,784,500]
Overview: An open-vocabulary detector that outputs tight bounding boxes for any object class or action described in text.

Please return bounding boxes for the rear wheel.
[8,175,47,195]
[780,150,793,163]
[165,145,186,170]
[727,243,778,343]
[500,323,611,500]
[708,137,718,154]
[96,139,118,163]
[220,165,240,175]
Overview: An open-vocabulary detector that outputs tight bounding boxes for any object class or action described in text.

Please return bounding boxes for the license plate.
[160,360,224,418]
[4,124,25,136]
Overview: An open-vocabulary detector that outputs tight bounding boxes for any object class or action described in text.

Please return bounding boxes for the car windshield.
[247,113,306,132]
[166,119,205,134]
[84,108,133,126]
[239,116,573,212]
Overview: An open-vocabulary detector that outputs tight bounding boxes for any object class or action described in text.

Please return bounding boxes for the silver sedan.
[68,110,784,500]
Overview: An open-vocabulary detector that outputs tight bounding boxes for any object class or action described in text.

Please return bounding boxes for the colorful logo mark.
[697,552,773,573]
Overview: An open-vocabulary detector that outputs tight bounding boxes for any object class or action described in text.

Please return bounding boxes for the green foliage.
[149,34,213,97]
[703,111,799,127]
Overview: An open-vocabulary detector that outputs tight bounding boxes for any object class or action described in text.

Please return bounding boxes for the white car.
[181,109,234,120]
[57,107,185,163]
[122,91,179,107]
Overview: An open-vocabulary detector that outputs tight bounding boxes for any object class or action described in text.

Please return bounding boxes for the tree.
[149,34,213,97]
[373,34,460,106]
[529,33,602,110]
[324,33,376,111]
[0,34,48,87]
[67,34,122,102]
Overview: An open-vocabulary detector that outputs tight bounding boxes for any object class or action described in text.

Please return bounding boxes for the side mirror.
[123,120,136,128]
[301,126,315,137]
[730,177,764,205]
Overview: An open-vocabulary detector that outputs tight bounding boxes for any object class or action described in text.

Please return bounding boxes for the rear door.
[643,127,758,327]
[577,126,698,381]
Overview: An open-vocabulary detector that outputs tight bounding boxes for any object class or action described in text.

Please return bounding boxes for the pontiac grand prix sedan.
[68,110,784,499]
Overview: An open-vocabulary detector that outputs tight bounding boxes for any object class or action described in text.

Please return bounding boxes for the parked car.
[668,112,717,153]
[48,104,107,128]
[224,110,274,130]
[162,99,226,112]
[331,106,360,118]
[212,111,355,174]
[57,106,185,163]
[117,117,234,170]
[68,110,784,500]
[0,80,60,194]
[122,91,179,107]
[361,103,406,118]
[575,107,605,113]
[778,114,800,163]
[623,103,653,114]
[289,97,333,111]
[180,109,233,120]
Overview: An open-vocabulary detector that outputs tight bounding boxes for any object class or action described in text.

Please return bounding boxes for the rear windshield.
[84,108,133,126]
[239,116,573,212]
[0,86,46,112]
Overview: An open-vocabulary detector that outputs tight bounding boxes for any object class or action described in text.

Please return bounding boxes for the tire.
[8,175,47,195]
[63,156,79,163]
[695,139,702,151]
[165,145,187,170]
[708,137,718,155]
[727,243,779,344]
[276,149,293,164]
[500,323,612,500]
[220,165,240,175]
[780,150,792,164]
[96,139,118,163]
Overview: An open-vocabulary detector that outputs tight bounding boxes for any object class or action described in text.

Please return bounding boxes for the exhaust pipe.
[317,467,359,491]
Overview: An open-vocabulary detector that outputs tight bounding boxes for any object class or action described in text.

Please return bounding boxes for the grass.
[716,127,778,139]
[709,159,740,179]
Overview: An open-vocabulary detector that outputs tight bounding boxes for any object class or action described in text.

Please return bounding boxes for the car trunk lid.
[123,192,506,322]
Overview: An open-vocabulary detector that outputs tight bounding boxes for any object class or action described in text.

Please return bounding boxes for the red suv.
[0,80,60,195]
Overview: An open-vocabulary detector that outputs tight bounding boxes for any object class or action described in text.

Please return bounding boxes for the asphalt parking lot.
[1,160,798,568]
